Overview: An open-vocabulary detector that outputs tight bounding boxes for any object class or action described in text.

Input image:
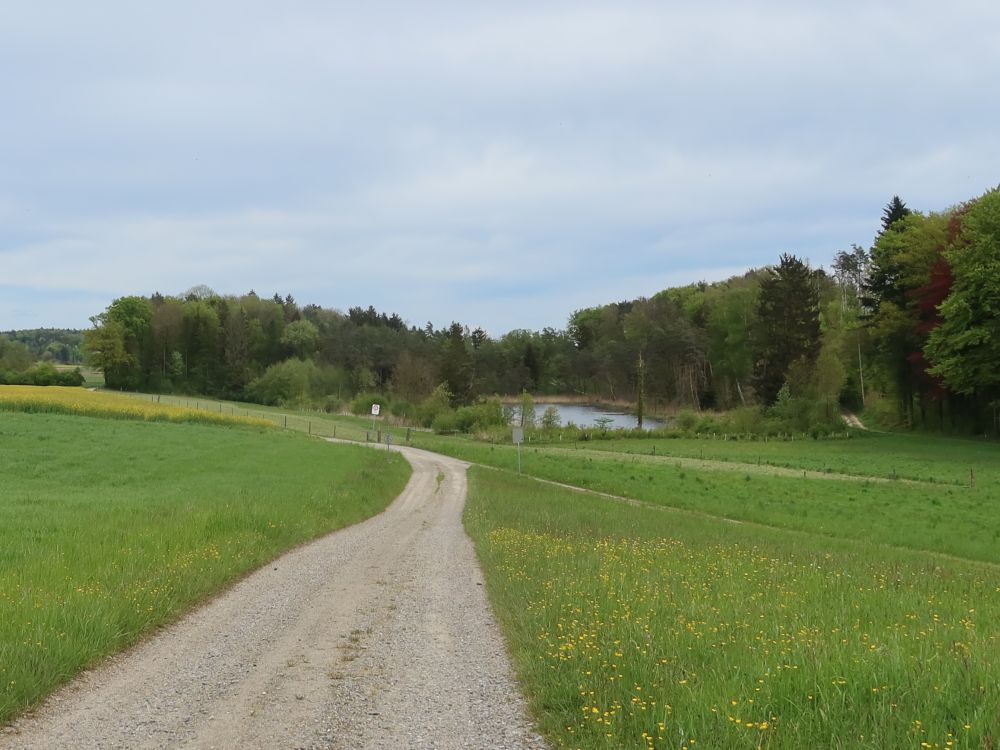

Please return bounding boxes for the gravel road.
[1,445,547,750]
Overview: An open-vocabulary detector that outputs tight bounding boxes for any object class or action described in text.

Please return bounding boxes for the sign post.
[512,426,524,475]
[371,403,380,432]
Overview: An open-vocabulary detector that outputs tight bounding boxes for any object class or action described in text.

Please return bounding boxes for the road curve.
[1,444,547,750]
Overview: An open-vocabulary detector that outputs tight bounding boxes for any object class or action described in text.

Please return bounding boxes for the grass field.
[105,394,1000,563]
[555,432,997,486]
[0,410,410,725]
[465,468,1000,750]
[406,431,1000,565]
[66,392,1000,746]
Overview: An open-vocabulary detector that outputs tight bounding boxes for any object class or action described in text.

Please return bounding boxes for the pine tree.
[439,322,473,405]
[752,254,822,404]
[881,195,911,235]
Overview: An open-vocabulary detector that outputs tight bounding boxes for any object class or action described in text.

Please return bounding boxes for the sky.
[2,1,998,336]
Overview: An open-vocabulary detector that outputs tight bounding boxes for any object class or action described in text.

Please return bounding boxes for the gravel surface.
[1,445,548,750]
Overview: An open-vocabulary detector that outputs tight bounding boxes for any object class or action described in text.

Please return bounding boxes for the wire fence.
[126,393,413,446]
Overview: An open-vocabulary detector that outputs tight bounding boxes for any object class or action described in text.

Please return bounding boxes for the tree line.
[1,329,83,364]
[71,186,1000,434]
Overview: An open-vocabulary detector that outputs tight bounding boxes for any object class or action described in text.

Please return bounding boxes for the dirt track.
[1,445,546,750]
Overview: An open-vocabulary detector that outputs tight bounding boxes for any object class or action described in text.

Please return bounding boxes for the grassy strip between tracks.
[0,411,410,725]
[465,467,1000,750]
[409,432,1000,566]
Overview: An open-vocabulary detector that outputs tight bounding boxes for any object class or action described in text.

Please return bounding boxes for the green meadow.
[39,392,999,747]
[465,467,1000,750]
[0,411,409,724]
[559,432,997,486]
[406,430,1000,565]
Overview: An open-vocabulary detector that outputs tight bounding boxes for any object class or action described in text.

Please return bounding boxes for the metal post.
[512,427,524,475]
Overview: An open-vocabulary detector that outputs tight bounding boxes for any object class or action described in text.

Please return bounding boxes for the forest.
[7,186,997,435]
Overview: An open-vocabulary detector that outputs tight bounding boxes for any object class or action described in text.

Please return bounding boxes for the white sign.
[371,403,381,416]
[512,427,524,444]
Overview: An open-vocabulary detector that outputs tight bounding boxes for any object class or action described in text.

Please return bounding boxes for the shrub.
[453,397,508,433]
[414,383,453,427]
[676,410,699,432]
[541,405,561,430]
[694,414,724,434]
[246,359,318,406]
[350,391,386,416]
[431,409,459,433]
[390,399,413,419]
[729,406,764,434]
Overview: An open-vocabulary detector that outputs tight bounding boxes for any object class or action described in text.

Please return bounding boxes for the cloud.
[2,1,999,332]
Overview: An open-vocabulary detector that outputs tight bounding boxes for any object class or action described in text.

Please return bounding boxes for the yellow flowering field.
[466,468,1000,749]
[0,385,271,428]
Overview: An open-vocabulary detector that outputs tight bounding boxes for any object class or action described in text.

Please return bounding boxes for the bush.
[431,409,459,433]
[676,410,699,432]
[541,405,561,430]
[866,393,905,428]
[453,397,508,433]
[390,399,413,419]
[729,406,764,434]
[414,383,453,428]
[246,359,318,406]
[350,391,387,417]
[694,414,724,434]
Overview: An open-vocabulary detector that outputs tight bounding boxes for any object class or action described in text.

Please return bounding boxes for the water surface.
[513,403,661,431]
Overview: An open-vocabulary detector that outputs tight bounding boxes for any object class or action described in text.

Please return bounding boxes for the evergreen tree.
[439,322,472,405]
[881,195,912,235]
[752,254,822,404]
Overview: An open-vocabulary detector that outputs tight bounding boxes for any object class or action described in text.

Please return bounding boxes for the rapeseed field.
[0,385,271,427]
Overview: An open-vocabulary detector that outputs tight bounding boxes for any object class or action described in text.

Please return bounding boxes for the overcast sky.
[2,1,998,335]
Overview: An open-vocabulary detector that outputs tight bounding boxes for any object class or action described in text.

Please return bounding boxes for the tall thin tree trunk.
[636,352,645,429]
[857,340,865,406]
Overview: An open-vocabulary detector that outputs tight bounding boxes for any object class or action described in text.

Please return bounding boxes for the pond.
[511,403,662,431]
